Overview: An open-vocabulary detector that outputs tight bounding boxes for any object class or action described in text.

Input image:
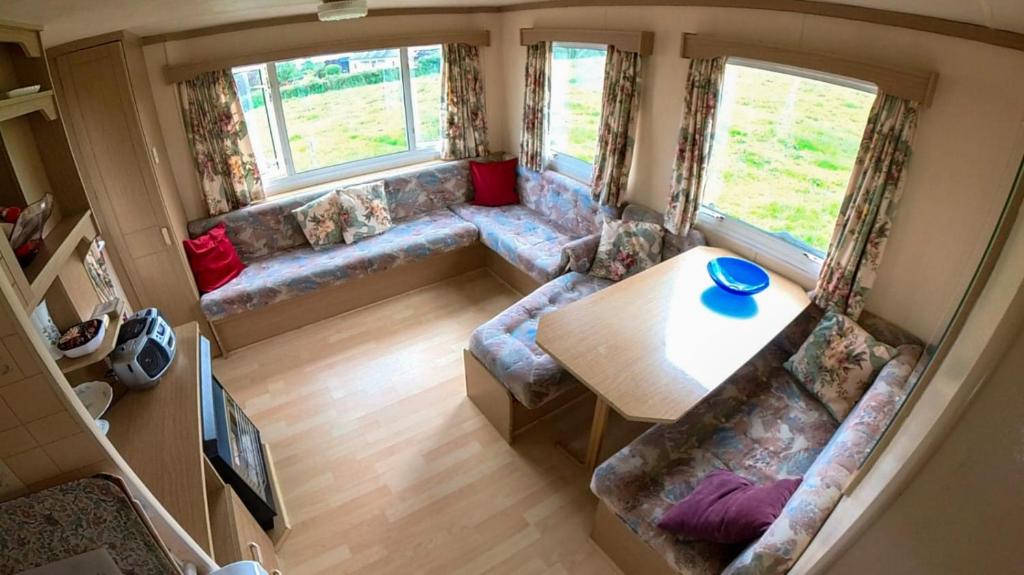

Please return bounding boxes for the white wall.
[142,12,507,222]
[499,6,1024,341]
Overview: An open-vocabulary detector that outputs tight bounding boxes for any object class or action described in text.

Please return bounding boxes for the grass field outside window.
[549,44,606,166]
[703,64,875,254]
[233,46,442,190]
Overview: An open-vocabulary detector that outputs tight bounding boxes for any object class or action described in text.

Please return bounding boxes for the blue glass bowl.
[707,257,770,296]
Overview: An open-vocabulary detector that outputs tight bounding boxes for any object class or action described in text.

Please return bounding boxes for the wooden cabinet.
[107,323,288,572]
[49,34,212,345]
[209,485,282,573]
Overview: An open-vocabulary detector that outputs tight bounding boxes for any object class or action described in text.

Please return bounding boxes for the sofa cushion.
[292,191,345,250]
[188,160,474,259]
[589,219,664,281]
[384,161,474,221]
[468,272,612,409]
[199,209,478,321]
[182,224,245,293]
[657,470,802,545]
[451,203,577,284]
[784,311,898,422]
[338,181,393,244]
[470,158,519,206]
[621,203,707,259]
[516,168,619,237]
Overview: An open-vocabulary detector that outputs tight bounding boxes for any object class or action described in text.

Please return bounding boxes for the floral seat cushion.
[468,272,612,408]
[590,306,924,575]
[200,209,478,320]
[451,203,578,284]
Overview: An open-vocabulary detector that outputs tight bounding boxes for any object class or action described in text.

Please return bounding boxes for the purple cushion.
[657,470,801,544]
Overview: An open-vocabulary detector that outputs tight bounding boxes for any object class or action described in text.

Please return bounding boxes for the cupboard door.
[230,490,281,572]
[53,42,200,327]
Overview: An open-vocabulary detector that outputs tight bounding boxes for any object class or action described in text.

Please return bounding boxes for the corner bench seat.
[469,271,613,409]
[465,204,707,440]
[451,203,578,286]
[198,209,479,321]
[455,167,618,286]
[590,307,924,575]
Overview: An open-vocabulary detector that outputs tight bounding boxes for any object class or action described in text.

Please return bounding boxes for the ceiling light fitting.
[318,0,368,21]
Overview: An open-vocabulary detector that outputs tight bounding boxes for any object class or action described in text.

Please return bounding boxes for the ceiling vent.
[318,0,369,21]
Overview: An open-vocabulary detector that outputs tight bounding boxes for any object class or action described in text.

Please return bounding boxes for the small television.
[198,336,277,529]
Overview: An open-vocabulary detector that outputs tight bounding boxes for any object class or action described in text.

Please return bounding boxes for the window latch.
[802,251,823,264]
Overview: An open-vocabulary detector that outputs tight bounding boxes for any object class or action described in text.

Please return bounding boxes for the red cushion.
[470,158,519,207]
[183,224,245,293]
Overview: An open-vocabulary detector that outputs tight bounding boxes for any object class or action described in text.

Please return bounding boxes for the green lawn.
[244,73,442,174]
[242,61,870,254]
[704,66,874,252]
[550,53,604,164]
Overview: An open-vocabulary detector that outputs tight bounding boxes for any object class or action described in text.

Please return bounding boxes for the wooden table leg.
[585,398,611,471]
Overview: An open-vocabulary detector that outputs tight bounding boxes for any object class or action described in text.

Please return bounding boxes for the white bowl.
[5,85,41,99]
[74,381,113,419]
[60,317,106,358]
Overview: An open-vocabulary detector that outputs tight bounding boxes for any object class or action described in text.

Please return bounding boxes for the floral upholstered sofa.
[465,204,706,441]
[590,305,923,574]
[188,161,480,323]
[188,160,632,351]
[451,167,619,286]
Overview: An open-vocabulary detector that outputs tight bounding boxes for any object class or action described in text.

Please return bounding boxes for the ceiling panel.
[0,0,1022,48]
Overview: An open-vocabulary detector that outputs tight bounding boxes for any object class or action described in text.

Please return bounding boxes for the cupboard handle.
[271,571,282,575]
[248,541,263,564]
[160,227,172,246]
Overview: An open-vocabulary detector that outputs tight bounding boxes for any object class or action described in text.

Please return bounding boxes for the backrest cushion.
[515,168,619,237]
[621,203,706,258]
[385,160,473,220]
[188,161,473,259]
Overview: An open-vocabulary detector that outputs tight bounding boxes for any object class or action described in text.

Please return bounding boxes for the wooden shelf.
[0,90,57,123]
[0,22,43,58]
[18,210,99,308]
[57,298,126,373]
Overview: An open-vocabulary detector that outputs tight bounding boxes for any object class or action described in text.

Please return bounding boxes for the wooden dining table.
[536,246,810,470]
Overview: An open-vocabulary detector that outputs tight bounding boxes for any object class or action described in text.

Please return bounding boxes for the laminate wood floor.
[215,270,623,575]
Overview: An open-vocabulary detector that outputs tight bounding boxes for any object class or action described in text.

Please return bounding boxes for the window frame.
[237,46,443,196]
[697,57,877,287]
[545,41,607,183]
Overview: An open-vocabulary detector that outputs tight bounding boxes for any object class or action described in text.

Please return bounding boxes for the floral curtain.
[179,69,264,216]
[814,93,920,319]
[519,42,550,172]
[442,43,490,160]
[591,46,644,207]
[663,57,727,235]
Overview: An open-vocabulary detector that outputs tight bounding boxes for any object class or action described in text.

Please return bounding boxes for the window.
[701,59,875,276]
[232,45,443,194]
[548,42,607,180]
